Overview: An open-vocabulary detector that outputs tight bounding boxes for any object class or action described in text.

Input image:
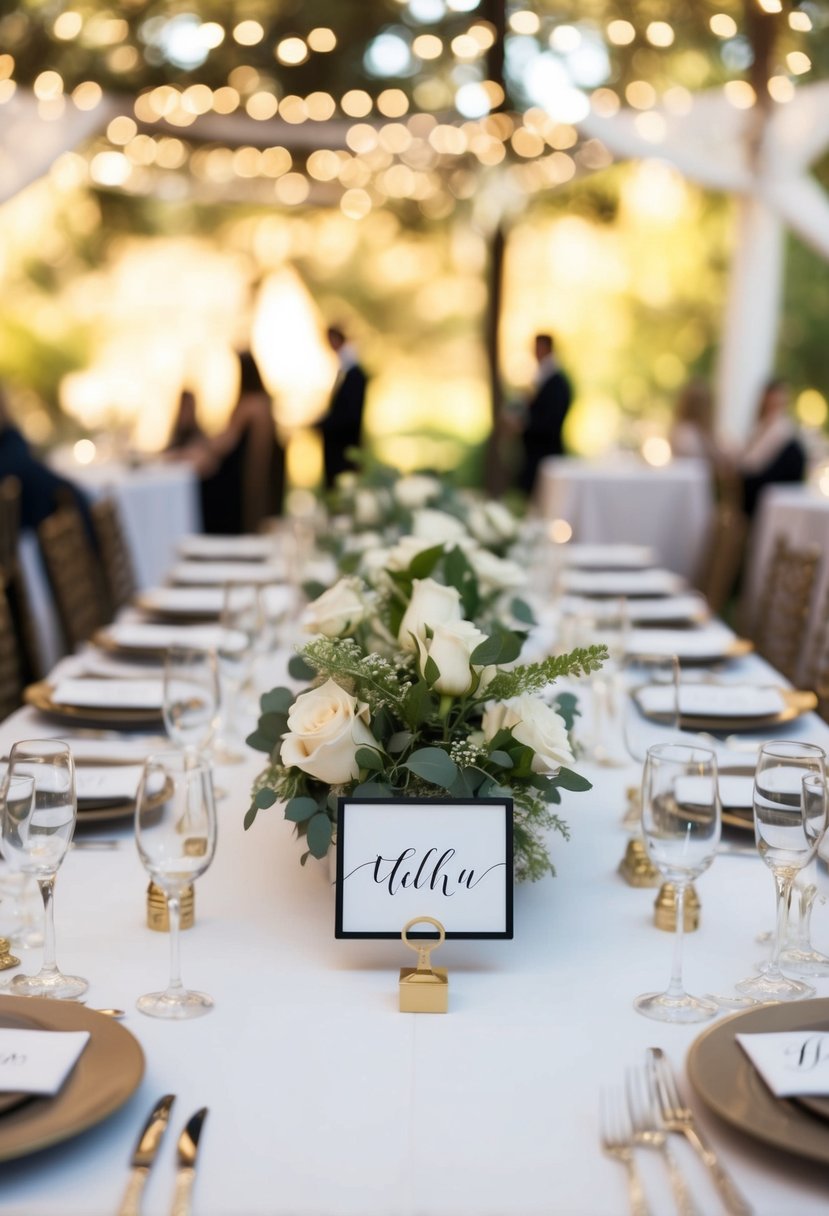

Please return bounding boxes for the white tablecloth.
[536,457,714,580]
[1,651,828,1215]
[743,484,829,684]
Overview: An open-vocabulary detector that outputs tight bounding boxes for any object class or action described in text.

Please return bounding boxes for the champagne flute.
[635,743,721,1023]
[0,740,88,999]
[622,654,681,830]
[213,582,263,764]
[163,645,219,753]
[134,750,217,1019]
[734,741,826,1002]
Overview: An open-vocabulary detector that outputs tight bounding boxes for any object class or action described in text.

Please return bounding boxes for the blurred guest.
[739,378,805,517]
[316,325,367,489]
[669,380,716,461]
[198,352,285,534]
[165,389,205,452]
[515,333,572,498]
[0,386,93,533]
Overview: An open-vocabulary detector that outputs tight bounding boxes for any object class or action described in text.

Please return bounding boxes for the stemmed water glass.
[163,645,220,754]
[621,654,681,830]
[780,839,829,977]
[134,750,217,1018]
[734,744,827,1002]
[635,742,721,1023]
[213,582,263,763]
[0,740,88,999]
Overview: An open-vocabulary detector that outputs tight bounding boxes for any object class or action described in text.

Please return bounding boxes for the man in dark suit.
[317,326,367,489]
[518,333,572,498]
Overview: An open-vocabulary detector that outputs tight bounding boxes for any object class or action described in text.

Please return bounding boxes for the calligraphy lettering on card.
[335,798,513,940]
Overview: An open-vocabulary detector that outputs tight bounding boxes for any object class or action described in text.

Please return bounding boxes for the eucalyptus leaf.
[301,580,328,601]
[284,796,319,823]
[488,750,513,768]
[353,781,394,797]
[306,812,333,858]
[255,787,278,809]
[260,687,294,715]
[408,544,444,579]
[554,767,593,793]
[355,746,385,772]
[243,803,258,830]
[246,729,277,754]
[510,596,536,626]
[387,730,413,754]
[288,654,317,681]
[404,747,458,789]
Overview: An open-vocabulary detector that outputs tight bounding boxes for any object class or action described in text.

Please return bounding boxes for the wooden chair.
[0,579,24,720]
[91,495,136,612]
[694,501,749,616]
[750,534,820,683]
[37,504,111,651]
[0,476,43,682]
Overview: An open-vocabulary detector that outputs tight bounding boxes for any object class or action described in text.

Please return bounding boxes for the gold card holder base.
[399,916,449,1014]
[0,937,20,970]
[618,837,661,888]
[654,881,700,932]
[147,882,195,932]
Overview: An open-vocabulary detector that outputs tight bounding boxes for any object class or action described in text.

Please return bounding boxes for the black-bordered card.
[335,797,513,939]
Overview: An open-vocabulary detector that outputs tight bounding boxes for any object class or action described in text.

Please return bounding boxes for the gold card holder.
[399,916,448,1014]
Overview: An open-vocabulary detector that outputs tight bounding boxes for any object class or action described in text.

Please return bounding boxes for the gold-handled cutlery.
[625,1067,700,1216]
[117,1094,176,1216]
[599,1087,653,1216]
[646,1048,753,1216]
[171,1107,208,1216]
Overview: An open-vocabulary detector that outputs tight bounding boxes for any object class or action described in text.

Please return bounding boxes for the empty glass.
[163,645,220,753]
[622,654,681,830]
[735,742,826,1003]
[134,750,217,1018]
[0,740,87,999]
[213,582,263,763]
[635,743,721,1023]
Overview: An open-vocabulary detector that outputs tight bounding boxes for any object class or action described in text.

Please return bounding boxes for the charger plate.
[23,682,162,727]
[0,996,144,1161]
[635,686,816,732]
[687,998,829,1165]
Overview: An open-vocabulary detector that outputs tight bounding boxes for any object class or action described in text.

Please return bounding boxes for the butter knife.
[118,1093,176,1216]
[171,1107,208,1216]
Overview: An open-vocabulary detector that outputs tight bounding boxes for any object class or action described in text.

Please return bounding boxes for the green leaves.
[255,787,278,809]
[403,747,458,789]
[408,544,444,579]
[444,545,479,618]
[355,746,385,772]
[510,597,536,626]
[553,767,593,793]
[470,623,523,667]
[288,654,317,681]
[260,687,294,715]
[284,796,319,822]
[306,812,332,858]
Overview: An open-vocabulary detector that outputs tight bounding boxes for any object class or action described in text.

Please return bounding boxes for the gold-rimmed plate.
[687,998,829,1165]
[0,996,144,1161]
[635,686,816,732]
[23,682,163,727]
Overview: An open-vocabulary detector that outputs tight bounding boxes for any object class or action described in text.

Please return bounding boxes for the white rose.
[482,694,573,774]
[467,501,518,545]
[280,679,379,785]
[467,548,527,592]
[397,577,462,652]
[343,530,383,554]
[394,474,442,510]
[359,547,392,582]
[302,578,367,638]
[417,619,487,696]
[355,489,383,526]
[411,508,468,544]
[386,535,440,572]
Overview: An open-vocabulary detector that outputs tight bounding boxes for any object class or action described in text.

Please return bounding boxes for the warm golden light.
[634,112,667,143]
[89,151,131,187]
[34,71,64,101]
[550,25,581,52]
[342,90,373,118]
[709,13,738,37]
[378,89,409,118]
[200,22,225,49]
[246,92,278,121]
[340,189,372,220]
[54,11,82,40]
[73,80,103,110]
[107,116,137,145]
[379,123,412,154]
[642,436,672,467]
[797,389,828,427]
[346,124,379,154]
[724,80,756,108]
[768,76,795,103]
[274,173,310,205]
[182,84,213,115]
[509,10,540,35]
[786,51,811,75]
[306,92,336,121]
[0,54,13,80]
[548,519,573,544]
[511,128,545,158]
[308,27,337,53]
[451,34,481,59]
[307,150,340,181]
[469,22,496,50]
[663,87,693,115]
[276,37,309,66]
[625,80,656,110]
[646,22,674,47]
[73,439,96,465]
[607,20,636,46]
[789,10,812,30]
[757,0,782,12]
[233,20,264,46]
[212,86,240,114]
[279,95,309,123]
[591,88,620,117]
[261,146,292,177]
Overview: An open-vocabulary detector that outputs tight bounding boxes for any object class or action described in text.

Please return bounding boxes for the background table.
[536,456,714,580]
[1,649,828,1215]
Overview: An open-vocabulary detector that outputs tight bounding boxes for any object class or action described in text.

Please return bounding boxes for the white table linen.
[0,649,828,1215]
[536,456,714,580]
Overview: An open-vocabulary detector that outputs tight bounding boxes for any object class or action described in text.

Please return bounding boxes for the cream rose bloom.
[302,578,367,638]
[397,577,462,652]
[280,679,379,785]
[467,501,518,546]
[355,489,385,526]
[394,474,442,510]
[482,694,573,775]
[417,619,487,696]
[411,508,468,545]
[385,535,440,573]
[467,547,527,592]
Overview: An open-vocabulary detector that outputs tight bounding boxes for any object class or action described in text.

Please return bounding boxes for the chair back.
[91,495,136,611]
[38,504,111,650]
[695,502,748,615]
[751,534,820,683]
[0,476,43,681]
[0,579,24,720]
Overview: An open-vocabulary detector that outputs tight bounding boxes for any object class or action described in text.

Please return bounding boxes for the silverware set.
[117,1095,208,1216]
[600,1049,752,1216]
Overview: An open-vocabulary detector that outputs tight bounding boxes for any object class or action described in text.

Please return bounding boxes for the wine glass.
[734,741,826,1003]
[0,740,88,999]
[622,654,681,830]
[213,582,263,763]
[163,645,219,753]
[635,743,721,1023]
[134,750,217,1019]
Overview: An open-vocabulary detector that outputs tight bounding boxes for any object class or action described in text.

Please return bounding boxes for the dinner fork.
[626,1066,700,1216]
[599,1087,653,1216]
[646,1047,753,1216]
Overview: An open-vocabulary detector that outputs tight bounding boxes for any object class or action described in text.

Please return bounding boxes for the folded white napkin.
[169,562,282,586]
[138,585,294,620]
[562,569,684,596]
[737,1032,829,1097]
[637,684,785,718]
[177,534,276,561]
[103,622,229,651]
[627,625,737,660]
[559,544,655,569]
[51,679,164,710]
[0,1029,90,1096]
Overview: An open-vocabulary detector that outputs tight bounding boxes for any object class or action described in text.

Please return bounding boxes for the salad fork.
[626,1066,700,1216]
[599,1086,652,1216]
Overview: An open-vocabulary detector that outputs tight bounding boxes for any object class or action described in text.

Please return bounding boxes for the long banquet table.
[1,648,829,1215]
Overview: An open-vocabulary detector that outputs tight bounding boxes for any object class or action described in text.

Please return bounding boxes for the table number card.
[737,1032,829,1097]
[0,1029,90,1096]
[335,798,513,940]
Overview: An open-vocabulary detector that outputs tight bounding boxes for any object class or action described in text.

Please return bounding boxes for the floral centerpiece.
[245,552,605,881]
